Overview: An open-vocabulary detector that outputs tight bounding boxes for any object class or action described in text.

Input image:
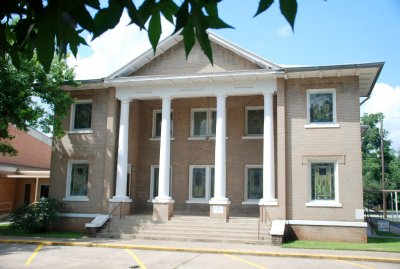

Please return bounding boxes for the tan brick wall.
[285,76,363,222]
[50,87,118,214]
[132,41,260,77]
[288,225,367,243]
[0,125,51,169]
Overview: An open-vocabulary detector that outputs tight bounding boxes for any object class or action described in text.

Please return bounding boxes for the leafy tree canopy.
[0,0,298,71]
[0,53,75,155]
[361,113,400,207]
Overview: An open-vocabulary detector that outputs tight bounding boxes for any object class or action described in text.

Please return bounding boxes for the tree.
[0,0,299,71]
[361,113,398,207]
[0,53,75,155]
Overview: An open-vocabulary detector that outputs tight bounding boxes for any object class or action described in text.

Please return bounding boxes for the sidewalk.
[0,235,399,264]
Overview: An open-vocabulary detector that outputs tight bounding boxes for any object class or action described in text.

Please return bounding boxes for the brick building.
[0,125,51,215]
[50,33,383,242]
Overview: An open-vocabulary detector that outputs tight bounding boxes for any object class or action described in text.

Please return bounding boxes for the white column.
[154,96,173,202]
[259,93,277,205]
[112,99,131,201]
[211,94,229,203]
[34,177,39,202]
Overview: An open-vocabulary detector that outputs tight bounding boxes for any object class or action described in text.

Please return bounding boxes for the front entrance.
[24,184,31,205]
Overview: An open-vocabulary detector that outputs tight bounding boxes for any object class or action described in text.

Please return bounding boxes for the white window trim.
[148,165,172,202]
[306,89,338,127]
[244,106,264,137]
[187,165,214,203]
[306,160,341,207]
[190,108,216,138]
[151,109,174,139]
[70,99,93,131]
[244,165,263,203]
[64,160,89,202]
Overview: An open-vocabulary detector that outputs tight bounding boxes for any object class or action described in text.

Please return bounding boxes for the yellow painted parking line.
[125,249,147,269]
[224,254,268,269]
[25,244,43,266]
[336,259,376,269]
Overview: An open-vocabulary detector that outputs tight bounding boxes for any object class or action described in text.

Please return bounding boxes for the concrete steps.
[97,215,271,244]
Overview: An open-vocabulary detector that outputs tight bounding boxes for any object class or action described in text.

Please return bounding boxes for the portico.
[109,71,278,220]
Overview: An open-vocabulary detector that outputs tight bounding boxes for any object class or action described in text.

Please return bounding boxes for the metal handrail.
[107,202,125,234]
[0,202,12,213]
[258,206,271,240]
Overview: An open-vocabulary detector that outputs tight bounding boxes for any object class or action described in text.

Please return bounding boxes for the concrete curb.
[1,239,400,264]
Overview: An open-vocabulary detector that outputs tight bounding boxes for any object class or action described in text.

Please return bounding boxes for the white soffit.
[284,62,384,97]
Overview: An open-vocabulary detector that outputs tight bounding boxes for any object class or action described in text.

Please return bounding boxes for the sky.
[67,0,400,151]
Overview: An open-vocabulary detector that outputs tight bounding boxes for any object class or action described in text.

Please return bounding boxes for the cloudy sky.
[68,0,400,151]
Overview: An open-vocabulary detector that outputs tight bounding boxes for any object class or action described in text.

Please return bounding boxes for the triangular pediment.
[107,32,281,79]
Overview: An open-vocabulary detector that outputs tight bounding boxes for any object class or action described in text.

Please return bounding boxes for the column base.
[152,199,175,221]
[259,198,278,206]
[209,199,230,221]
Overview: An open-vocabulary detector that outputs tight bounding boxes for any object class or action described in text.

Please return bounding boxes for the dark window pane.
[74,103,92,129]
[311,163,335,200]
[248,168,263,199]
[310,93,333,123]
[192,168,206,198]
[210,168,215,198]
[71,163,88,196]
[154,112,173,137]
[247,110,264,135]
[210,111,216,136]
[40,185,49,198]
[153,168,159,198]
[193,112,207,136]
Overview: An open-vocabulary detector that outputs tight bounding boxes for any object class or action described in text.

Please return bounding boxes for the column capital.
[215,93,227,99]
[160,95,172,101]
[262,91,274,98]
[119,98,131,104]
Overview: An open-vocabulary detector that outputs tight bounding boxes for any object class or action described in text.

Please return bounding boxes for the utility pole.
[380,119,387,218]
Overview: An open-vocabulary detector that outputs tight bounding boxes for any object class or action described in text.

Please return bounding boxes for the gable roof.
[106,32,282,79]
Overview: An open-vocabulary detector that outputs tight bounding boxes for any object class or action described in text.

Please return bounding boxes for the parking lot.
[0,243,399,269]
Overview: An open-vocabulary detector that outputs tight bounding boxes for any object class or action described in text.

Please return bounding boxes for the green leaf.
[160,0,178,24]
[191,4,213,64]
[207,16,234,29]
[280,0,297,30]
[138,0,155,25]
[148,10,161,53]
[85,0,101,9]
[93,0,124,38]
[36,21,55,72]
[173,0,189,34]
[181,22,195,58]
[121,0,144,28]
[254,0,274,17]
[73,5,96,33]
[205,2,218,17]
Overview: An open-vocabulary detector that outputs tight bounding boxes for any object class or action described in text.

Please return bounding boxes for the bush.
[10,198,64,233]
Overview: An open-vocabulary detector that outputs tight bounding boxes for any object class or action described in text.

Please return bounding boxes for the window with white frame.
[70,100,92,130]
[152,110,173,138]
[245,107,264,136]
[307,89,336,124]
[245,166,263,201]
[65,160,89,200]
[190,109,216,137]
[306,160,341,207]
[188,165,215,202]
[149,165,172,200]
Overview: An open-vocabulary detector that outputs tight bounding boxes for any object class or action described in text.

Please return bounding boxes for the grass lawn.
[0,223,84,239]
[283,238,400,253]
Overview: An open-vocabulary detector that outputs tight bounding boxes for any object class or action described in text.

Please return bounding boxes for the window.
[71,100,92,130]
[190,109,216,137]
[40,185,49,198]
[152,110,173,138]
[245,107,264,136]
[64,160,89,201]
[307,161,341,207]
[307,89,336,125]
[245,166,263,201]
[188,165,215,202]
[149,165,172,200]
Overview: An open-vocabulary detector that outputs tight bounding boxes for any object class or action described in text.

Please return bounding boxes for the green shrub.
[10,198,64,233]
